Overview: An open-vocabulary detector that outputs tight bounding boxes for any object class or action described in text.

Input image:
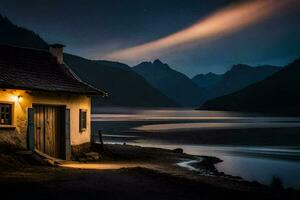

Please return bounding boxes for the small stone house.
[0,44,106,160]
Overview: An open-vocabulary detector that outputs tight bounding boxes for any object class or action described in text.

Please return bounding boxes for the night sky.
[0,0,299,76]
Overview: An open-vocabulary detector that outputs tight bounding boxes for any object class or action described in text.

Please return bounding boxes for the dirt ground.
[0,144,299,200]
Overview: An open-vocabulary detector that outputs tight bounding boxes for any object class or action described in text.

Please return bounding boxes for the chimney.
[49,44,65,64]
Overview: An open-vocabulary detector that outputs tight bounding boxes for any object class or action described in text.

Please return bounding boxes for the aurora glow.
[104,0,292,62]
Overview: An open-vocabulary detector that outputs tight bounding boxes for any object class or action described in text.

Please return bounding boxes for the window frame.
[79,109,87,132]
[0,102,14,127]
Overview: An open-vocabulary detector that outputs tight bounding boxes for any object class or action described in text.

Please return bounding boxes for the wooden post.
[98,130,104,149]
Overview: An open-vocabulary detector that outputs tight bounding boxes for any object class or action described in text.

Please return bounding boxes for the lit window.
[79,109,87,131]
[0,103,12,125]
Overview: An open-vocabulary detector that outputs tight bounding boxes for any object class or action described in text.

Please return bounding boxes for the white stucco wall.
[0,89,92,148]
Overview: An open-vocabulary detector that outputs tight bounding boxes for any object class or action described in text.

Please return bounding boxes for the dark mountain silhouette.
[192,72,222,88]
[95,60,132,71]
[133,59,205,107]
[211,64,281,96]
[196,64,281,103]
[0,15,48,49]
[0,14,177,107]
[64,55,178,107]
[200,58,300,115]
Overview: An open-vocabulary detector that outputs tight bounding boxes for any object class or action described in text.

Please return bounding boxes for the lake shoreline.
[1,143,299,200]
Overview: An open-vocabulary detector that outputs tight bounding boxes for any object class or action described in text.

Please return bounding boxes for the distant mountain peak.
[200,57,300,115]
[206,72,222,77]
[135,59,172,71]
[230,64,282,72]
[153,59,163,65]
[139,61,151,65]
[133,60,205,107]
[152,59,172,70]
[231,64,251,71]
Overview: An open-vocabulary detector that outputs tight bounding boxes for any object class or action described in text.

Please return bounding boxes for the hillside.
[0,15,48,49]
[200,58,300,115]
[64,55,178,107]
[133,59,204,107]
[95,60,132,71]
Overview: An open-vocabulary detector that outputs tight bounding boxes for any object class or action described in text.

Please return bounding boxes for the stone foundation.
[0,128,24,149]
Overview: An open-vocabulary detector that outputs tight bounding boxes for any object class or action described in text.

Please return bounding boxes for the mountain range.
[64,54,178,107]
[133,60,205,107]
[194,64,282,101]
[200,59,300,115]
[1,14,299,113]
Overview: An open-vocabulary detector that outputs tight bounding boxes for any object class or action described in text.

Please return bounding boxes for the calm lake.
[92,108,300,189]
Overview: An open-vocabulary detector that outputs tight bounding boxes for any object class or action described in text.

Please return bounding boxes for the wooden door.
[34,105,64,158]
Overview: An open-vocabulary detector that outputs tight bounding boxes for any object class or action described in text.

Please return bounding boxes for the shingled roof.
[0,45,106,95]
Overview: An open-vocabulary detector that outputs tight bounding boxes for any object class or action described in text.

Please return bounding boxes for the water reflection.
[133,122,300,131]
[107,141,300,189]
[217,155,300,189]
[92,108,300,189]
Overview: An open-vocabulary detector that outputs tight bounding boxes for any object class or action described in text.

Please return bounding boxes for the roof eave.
[0,85,107,96]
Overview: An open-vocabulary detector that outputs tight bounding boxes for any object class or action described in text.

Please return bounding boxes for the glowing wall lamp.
[11,95,22,103]
[18,96,22,103]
